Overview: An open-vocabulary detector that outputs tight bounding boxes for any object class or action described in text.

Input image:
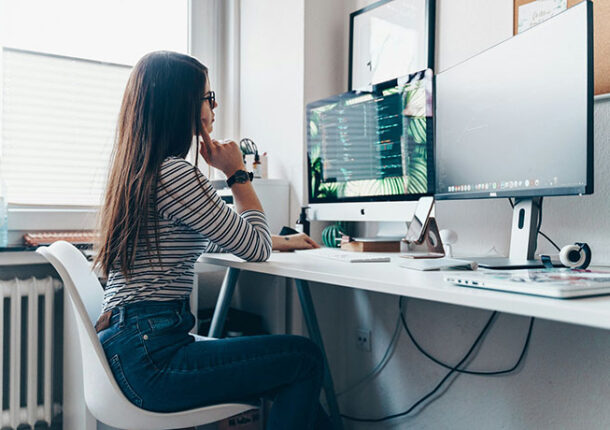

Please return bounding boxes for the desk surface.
[196,253,610,331]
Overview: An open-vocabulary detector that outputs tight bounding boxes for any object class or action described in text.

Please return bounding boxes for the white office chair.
[37,241,254,430]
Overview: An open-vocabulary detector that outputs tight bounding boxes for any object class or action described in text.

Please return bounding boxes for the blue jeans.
[98,299,332,430]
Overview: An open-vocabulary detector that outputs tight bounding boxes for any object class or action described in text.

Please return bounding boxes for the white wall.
[239,0,610,428]
[239,0,305,225]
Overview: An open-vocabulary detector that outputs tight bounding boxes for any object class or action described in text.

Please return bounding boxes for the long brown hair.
[95,51,208,278]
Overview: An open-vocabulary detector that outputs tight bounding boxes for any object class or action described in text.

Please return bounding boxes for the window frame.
[7,205,99,231]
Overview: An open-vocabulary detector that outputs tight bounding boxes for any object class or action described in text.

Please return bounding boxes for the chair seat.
[100,402,256,430]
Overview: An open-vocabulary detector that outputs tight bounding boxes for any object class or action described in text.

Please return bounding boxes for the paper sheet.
[518,0,567,33]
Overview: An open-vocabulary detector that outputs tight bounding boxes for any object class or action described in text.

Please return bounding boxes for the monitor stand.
[475,197,545,269]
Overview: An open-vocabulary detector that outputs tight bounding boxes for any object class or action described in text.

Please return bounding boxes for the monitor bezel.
[306,73,435,206]
[348,0,436,91]
[434,1,594,201]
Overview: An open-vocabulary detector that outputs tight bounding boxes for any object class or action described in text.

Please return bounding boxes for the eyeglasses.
[201,91,216,109]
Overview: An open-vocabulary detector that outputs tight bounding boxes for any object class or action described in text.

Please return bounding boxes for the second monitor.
[435,2,593,267]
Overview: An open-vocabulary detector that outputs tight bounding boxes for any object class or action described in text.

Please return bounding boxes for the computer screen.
[306,69,434,211]
[435,2,593,200]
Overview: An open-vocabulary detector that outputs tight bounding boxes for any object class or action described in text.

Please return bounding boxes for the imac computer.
[435,1,593,268]
[306,69,434,222]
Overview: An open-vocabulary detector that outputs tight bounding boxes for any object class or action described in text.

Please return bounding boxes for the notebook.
[400,257,478,271]
[295,247,391,263]
[445,269,610,299]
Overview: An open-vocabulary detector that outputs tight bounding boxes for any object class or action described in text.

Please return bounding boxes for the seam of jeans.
[100,322,141,348]
[99,330,122,348]
[146,310,183,332]
[109,354,144,408]
[162,349,319,376]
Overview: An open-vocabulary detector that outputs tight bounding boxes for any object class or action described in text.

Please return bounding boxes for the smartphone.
[405,196,434,244]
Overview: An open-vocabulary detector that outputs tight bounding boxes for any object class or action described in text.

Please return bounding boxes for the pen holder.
[401,217,445,257]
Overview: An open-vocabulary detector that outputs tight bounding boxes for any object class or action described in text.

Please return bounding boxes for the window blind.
[1,48,131,205]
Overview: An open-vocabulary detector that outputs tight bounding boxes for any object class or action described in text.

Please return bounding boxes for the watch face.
[234,170,249,183]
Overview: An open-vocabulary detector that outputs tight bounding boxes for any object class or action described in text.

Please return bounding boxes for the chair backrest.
[37,241,150,424]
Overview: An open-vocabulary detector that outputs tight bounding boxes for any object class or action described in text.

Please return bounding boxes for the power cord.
[341,298,536,423]
[338,296,534,402]
[341,299,498,423]
[538,231,561,252]
[400,298,535,376]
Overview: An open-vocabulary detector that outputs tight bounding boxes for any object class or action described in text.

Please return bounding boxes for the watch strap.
[226,170,253,187]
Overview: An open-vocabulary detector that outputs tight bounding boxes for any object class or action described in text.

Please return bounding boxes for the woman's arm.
[157,159,272,262]
[198,129,263,214]
[205,232,320,253]
[195,129,319,255]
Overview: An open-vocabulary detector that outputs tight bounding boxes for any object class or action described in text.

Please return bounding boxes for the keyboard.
[295,248,391,263]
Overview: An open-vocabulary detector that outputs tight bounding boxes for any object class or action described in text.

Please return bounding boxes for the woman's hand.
[272,233,320,252]
[199,128,245,177]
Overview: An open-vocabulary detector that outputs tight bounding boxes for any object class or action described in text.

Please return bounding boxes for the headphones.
[540,242,591,269]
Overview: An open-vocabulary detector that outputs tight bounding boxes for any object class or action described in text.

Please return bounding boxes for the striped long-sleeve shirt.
[101,156,272,312]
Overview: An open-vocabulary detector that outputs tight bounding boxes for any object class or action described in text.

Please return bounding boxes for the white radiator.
[0,276,61,429]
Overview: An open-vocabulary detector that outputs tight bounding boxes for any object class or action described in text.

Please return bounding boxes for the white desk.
[196,253,610,331]
[197,252,610,429]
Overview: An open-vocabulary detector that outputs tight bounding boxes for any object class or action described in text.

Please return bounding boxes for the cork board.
[514,0,610,95]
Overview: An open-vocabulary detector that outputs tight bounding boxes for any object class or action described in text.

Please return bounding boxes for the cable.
[341,298,497,423]
[535,197,544,252]
[339,201,541,423]
[538,231,561,252]
[336,304,403,398]
[400,298,535,376]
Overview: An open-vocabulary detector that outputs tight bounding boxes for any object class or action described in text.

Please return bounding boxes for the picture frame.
[348,0,435,91]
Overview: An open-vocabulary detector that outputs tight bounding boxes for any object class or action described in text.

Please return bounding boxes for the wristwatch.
[226,170,254,187]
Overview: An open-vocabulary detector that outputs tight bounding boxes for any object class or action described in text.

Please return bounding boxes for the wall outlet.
[356,328,371,352]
